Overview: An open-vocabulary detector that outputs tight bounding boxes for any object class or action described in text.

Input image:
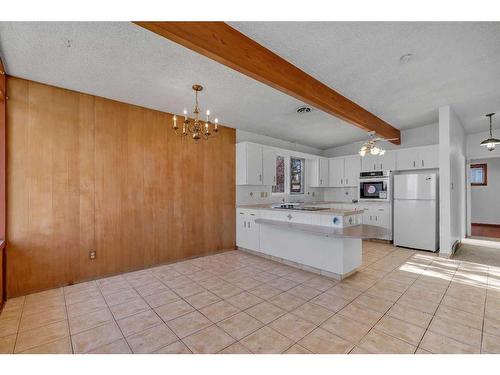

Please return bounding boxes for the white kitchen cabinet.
[378,151,396,171]
[237,142,278,186]
[236,142,263,185]
[329,156,360,187]
[328,158,344,187]
[361,154,378,172]
[419,145,439,169]
[343,155,361,187]
[361,151,395,172]
[262,148,277,186]
[395,145,439,171]
[236,209,260,251]
[360,204,392,240]
[310,158,329,187]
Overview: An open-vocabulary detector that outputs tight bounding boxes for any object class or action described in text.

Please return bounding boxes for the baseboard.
[472,223,500,228]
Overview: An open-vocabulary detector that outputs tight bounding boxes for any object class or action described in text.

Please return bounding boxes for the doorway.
[466,156,500,240]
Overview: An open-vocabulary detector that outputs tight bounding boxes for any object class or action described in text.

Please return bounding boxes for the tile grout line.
[11,295,27,354]
[62,287,75,354]
[413,261,459,353]
[94,278,135,354]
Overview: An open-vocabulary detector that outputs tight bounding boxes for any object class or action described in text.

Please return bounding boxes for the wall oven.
[359,171,392,201]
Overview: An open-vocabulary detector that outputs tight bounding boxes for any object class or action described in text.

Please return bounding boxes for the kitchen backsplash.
[323,187,359,203]
[236,185,325,205]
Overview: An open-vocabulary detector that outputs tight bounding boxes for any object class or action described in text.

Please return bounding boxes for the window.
[272,156,285,194]
[471,163,487,186]
[290,157,305,194]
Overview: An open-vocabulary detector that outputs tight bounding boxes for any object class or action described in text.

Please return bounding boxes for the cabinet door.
[379,151,396,171]
[344,156,360,187]
[418,145,439,169]
[395,148,416,171]
[319,158,329,186]
[262,148,277,186]
[236,211,248,248]
[328,158,344,187]
[246,143,263,185]
[246,211,260,251]
[361,154,378,172]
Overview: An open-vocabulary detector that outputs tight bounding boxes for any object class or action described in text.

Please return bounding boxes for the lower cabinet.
[236,209,260,251]
[360,204,392,240]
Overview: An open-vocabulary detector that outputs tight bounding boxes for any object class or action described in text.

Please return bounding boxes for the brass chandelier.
[172,84,219,140]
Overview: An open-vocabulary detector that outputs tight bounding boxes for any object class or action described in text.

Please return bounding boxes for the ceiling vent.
[296,106,312,114]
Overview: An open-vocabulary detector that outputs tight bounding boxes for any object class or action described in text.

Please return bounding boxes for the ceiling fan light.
[371,146,380,155]
[359,149,367,157]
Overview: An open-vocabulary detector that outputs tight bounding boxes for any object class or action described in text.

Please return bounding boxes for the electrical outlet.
[89,250,96,260]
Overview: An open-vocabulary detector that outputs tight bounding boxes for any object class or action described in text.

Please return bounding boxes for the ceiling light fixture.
[172,84,218,141]
[480,113,500,152]
[358,131,398,157]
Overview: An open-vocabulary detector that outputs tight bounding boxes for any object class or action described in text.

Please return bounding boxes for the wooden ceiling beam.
[134,21,401,144]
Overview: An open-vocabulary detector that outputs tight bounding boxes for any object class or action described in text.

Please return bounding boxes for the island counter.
[236,204,389,279]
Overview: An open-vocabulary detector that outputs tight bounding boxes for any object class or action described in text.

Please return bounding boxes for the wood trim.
[470,163,487,186]
[134,21,401,145]
[471,223,500,228]
[0,56,5,306]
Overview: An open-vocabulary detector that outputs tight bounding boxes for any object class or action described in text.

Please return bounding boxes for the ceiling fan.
[359,131,399,157]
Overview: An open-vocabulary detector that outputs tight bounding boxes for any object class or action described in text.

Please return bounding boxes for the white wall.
[470,158,500,225]
[439,106,466,256]
[322,122,439,158]
[237,129,322,156]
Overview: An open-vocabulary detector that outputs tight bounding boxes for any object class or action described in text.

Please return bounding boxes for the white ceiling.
[0,22,499,150]
[230,22,500,137]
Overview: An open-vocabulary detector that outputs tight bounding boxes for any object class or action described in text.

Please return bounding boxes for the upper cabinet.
[361,151,396,172]
[329,156,360,187]
[310,157,329,187]
[262,148,277,186]
[237,142,276,185]
[395,145,439,171]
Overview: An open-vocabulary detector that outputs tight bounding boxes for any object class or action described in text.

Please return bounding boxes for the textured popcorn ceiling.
[1,22,499,149]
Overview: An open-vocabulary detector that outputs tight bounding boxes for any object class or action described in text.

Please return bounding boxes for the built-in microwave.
[359,171,392,201]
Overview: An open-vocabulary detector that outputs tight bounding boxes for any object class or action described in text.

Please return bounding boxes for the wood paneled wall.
[6,77,235,297]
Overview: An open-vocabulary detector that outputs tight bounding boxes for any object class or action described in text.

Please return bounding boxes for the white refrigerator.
[393,173,439,252]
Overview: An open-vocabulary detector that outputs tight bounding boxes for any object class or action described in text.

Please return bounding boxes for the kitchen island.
[236,203,389,279]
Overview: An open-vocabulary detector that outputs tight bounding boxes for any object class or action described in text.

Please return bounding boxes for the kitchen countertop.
[237,201,363,216]
[255,219,389,239]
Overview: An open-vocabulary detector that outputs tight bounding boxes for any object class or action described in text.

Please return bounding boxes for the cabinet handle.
[244,221,247,228]
[320,179,322,185]
[369,215,372,221]
[380,163,383,170]
[422,160,424,167]
[375,216,378,221]
[248,222,251,228]
[259,174,262,182]
[374,163,376,171]
[413,160,416,168]
[341,178,343,185]
[346,178,348,185]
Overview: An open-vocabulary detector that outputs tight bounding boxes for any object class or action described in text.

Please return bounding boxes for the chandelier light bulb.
[371,146,380,155]
[487,143,496,151]
[379,149,386,155]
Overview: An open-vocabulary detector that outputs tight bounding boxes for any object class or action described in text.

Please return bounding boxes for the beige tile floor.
[1,241,500,354]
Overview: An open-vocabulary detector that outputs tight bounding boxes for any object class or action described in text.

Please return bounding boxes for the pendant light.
[480,113,500,152]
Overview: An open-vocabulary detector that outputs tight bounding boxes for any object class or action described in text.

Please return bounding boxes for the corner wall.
[439,106,466,256]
